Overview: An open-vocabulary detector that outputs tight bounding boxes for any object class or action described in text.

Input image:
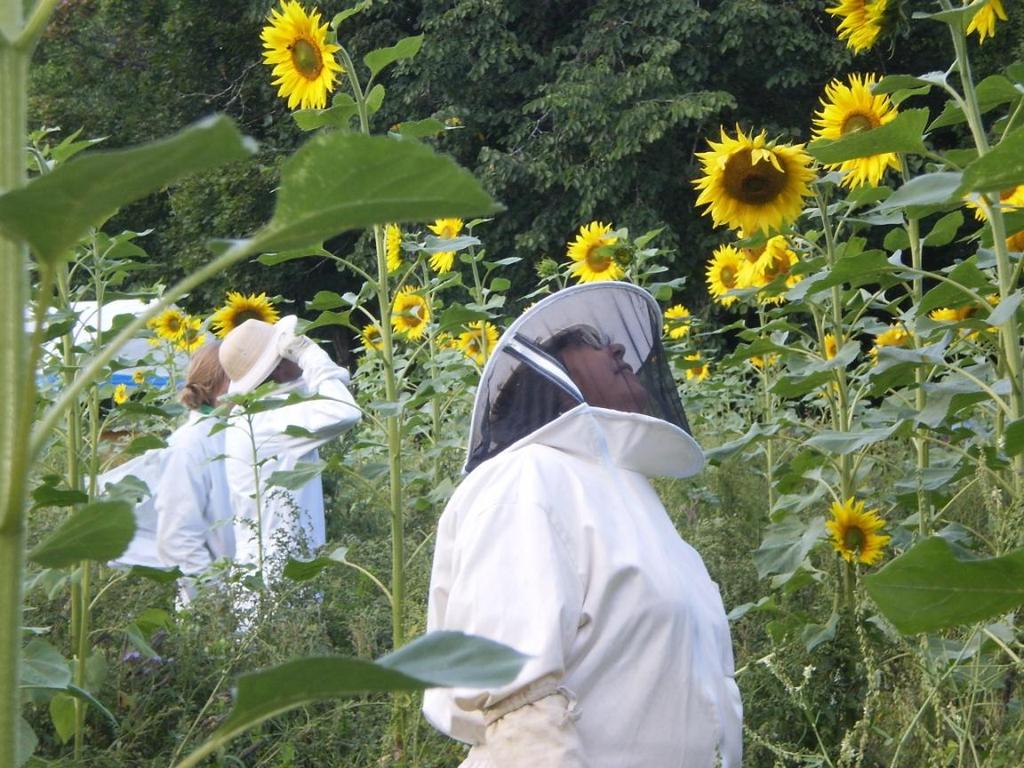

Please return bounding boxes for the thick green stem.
[0,11,30,767]
[339,43,406,649]
[817,190,852,499]
[948,18,1024,486]
[903,183,931,538]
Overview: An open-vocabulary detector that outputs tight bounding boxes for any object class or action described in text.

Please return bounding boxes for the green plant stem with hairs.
[816,189,853,500]
[900,156,932,538]
[337,44,406,652]
[336,40,411,752]
[942,0,1024,489]
[0,3,33,763]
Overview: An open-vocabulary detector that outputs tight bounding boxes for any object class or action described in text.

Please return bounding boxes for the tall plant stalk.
[944,3,1024,488]
[337,46,406,652]
[0,1,31,763]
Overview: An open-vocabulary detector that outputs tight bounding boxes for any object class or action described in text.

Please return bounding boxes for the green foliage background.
[31,0,1019,318]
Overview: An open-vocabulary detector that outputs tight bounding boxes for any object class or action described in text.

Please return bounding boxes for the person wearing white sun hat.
[218,315,361,577]
[422,283,742,768]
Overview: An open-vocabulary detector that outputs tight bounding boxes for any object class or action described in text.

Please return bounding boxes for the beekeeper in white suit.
[218,316,361,575]
[423,283,742,767]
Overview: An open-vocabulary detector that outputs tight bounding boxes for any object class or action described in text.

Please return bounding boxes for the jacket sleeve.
[484,692,587,768]
[431,500,585,720]
[254,345,361,456]
[155,428,215,575]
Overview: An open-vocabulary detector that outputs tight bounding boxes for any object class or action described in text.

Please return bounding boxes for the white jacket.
[154,410,234,575]
[224,344,360,570]
[423,406,743,768]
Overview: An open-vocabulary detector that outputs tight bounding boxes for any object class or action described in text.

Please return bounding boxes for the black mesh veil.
[465,283,694,473]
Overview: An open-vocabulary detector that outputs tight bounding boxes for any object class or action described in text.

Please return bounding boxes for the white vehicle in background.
[36,298,189,393]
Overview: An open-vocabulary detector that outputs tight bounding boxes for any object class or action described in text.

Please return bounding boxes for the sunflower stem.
[947,16,1024,489]
[900,156,932,539]
[0,6,30,764]
[816,188,853,500]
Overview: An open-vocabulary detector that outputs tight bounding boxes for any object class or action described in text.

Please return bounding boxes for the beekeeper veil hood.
[465,283,703,477]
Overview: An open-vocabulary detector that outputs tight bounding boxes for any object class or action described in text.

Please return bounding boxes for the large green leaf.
[0,116,254,264]
[753,516,826,580]
[807,108,928,163]
[874,171,963,213]
[917,258,993,314]
[959,128,1024,194]
[865,537,1024,634]
[28,501,135,568]
[1005,417,1024,457]
[253,132,501,253]
[930,75,1021,130]
[17,716,37,768]
[211,631,525,743]
[20,640,70,689]
[364,35,423,78]
[805,425,901,455]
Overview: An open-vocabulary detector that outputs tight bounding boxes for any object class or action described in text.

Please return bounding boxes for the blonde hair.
[180,341,229,410]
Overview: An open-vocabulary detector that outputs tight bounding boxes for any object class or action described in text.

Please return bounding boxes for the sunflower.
[176,316,207,354]
[391,287,431,339]
[694,126,815,235]
[965,186,1024,252]
[749,354,779,370]
[132,369,147,385]
[385,223,402,272]
[566,221,623,283]
[929,305,976,323]
[211,292,280,338]
[823,333,838,360]
[827,0,890,54]
[113,383,129,406]
[428,218,464,272]
[966,0,1007,43]
[826,497,891,565]
[458,321,500,365]
[871,323,910,363]
[744,236,800,304]
[663,304,692,339]
[684,353,710,382]
[360,323,384,352]
[706,244,744,308]
[813,74,900,188]
[261,1,343,110]
[149,308,188,342]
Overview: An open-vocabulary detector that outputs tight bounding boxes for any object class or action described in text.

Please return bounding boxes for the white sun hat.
[464,282,703,477]
[219,315,298,395]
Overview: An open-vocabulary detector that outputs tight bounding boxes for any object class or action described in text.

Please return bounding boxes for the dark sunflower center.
[841,113,876,135]
[291,38,323,79]
[586,245,612,271]
[742,246,764,264]
[720,266,737,288]
[235,309,265,325]
[843,526,865,552]
[763,255,789,281]
[724,151,788,205]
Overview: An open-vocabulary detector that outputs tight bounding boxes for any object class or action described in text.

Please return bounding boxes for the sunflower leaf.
[364,35,423,78]
[807,108,929,164]
[873,171,963,213]
[865,537,1024,634]
[958,128,1024,194]
[930,75,1021,131]
[253,132,501,253]
[293,97,360,132]
[207,631,526,748]
[28,501,135,568]
[0,116,254,265]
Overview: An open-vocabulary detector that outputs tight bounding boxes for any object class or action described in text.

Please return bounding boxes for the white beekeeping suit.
[154,410,234,578]
[423,283,743,768]
[219,316,361,573]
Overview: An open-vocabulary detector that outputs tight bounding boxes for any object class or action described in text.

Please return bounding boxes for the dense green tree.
[29,0,1020,320]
